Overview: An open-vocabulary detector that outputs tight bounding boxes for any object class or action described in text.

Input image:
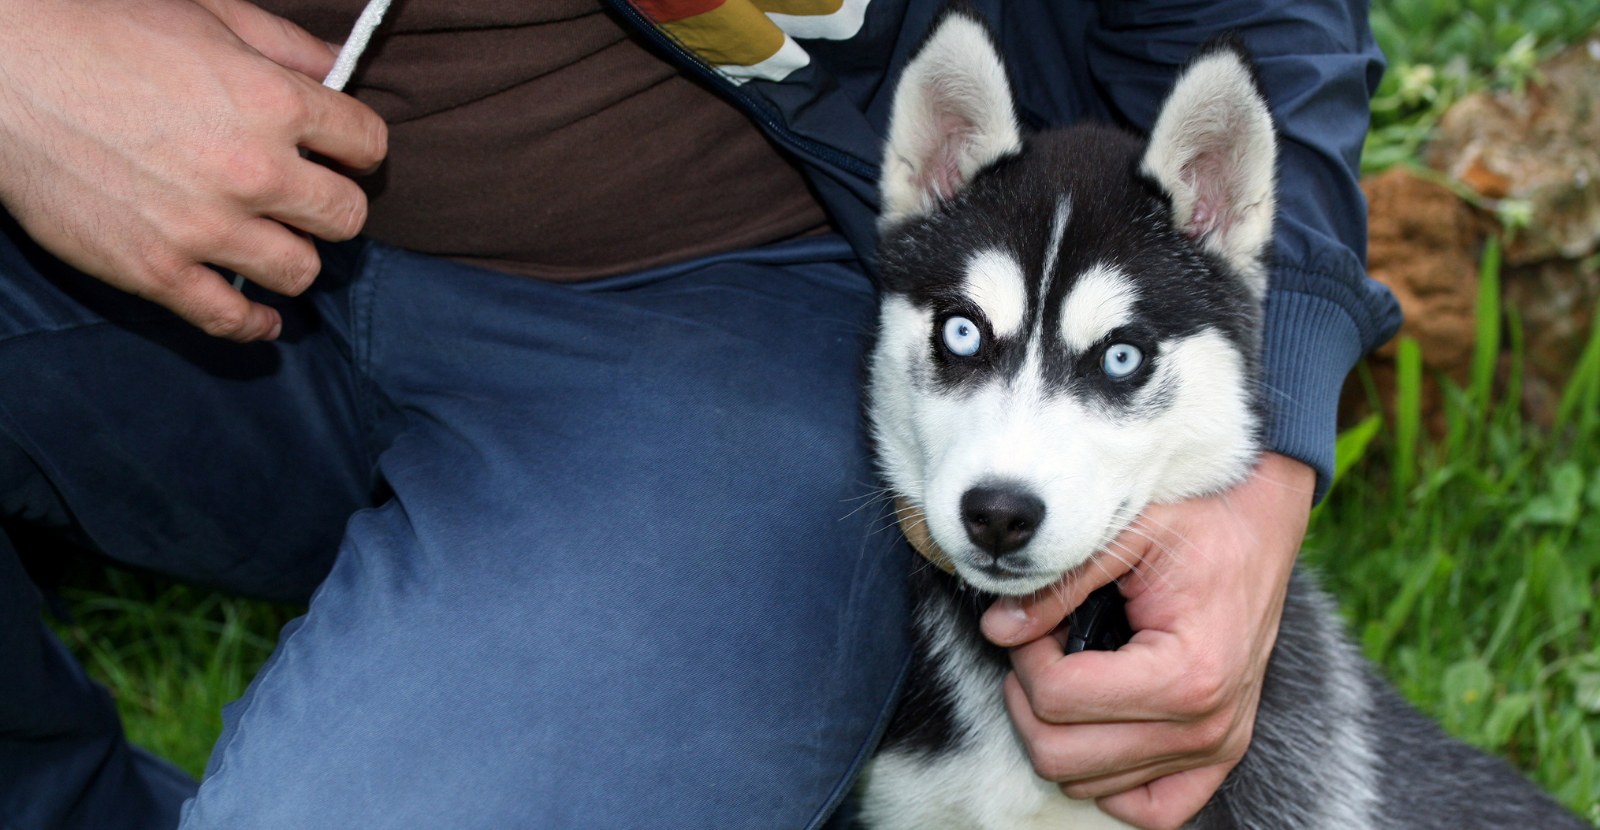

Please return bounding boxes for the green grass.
[45,568,299,778]
[1342,1,1600,808]
[1303,239,1600,821]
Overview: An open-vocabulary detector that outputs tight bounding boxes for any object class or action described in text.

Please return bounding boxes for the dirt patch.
[1344,168,1486,432]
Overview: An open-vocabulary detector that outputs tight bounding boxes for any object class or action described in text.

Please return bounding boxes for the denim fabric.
[0,215,910,830]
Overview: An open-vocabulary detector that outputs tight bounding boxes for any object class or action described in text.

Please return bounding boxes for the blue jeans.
[0,215,909,829]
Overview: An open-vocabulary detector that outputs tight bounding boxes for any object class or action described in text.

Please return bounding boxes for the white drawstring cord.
[233,0,391,291]
[323,0,392,93]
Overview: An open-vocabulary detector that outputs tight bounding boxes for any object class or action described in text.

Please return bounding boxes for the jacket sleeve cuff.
[1260,278,1367,503]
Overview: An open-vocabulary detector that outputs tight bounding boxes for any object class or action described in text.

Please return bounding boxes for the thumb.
[195,0,339,80]
[980,547,1139,647]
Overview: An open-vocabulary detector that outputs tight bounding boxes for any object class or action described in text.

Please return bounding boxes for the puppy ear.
[1141,39,1277,295]
[879,6,1021,229]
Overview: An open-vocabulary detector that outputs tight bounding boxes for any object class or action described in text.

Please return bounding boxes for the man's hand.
[979,453,1314,830]
[0,0,387,342]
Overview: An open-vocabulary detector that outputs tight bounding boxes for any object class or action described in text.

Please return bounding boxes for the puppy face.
[871,11,1275,595]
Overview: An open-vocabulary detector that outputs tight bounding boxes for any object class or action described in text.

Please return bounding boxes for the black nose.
[960,486,1045,556]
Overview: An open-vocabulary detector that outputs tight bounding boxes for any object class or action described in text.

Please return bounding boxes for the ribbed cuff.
[1260,287,1366,503]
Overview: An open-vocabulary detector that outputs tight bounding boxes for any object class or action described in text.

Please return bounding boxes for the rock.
[1504,257,1600,424]
[1427,38,1600,265]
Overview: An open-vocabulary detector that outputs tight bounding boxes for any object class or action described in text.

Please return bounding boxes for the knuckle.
[1176,666,1229,717]
[360,116,389,167]
[1032,698,1070,725]
[1060,782,1095,800]
[134,252,199,295]
[1022,676,1071,723]
[1028,749,1070,783]
[200,304,252,338]
[125,266,178,304]
[226,150,290,203]
[263,12,304,44]
[1185,717,1232,755]
[256,73,313,130]
[1229,716,1256,752]
[280,250,320,295]
[331,190,368,240]
[170,214,236,258]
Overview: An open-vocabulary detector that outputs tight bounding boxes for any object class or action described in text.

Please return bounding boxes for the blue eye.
[942,316,982,356]
[1102,343,1143,378]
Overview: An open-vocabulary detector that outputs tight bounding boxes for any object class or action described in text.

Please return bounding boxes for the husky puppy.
[859,7,1588,830]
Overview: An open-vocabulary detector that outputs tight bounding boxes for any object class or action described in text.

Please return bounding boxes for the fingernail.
[984,596,1030,642]
[267,320,282,341]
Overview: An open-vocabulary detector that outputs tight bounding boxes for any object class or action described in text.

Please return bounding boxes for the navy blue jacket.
[610,0,1403,498]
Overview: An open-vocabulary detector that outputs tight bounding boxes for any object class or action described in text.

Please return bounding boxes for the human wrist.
[1237,452,1313,573]
[1255,452,1315,501]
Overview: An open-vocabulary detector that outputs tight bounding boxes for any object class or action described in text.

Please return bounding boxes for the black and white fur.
[859,8,1588,830]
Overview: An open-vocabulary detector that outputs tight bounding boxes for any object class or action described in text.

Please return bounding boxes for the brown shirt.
[258,0,831,280]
